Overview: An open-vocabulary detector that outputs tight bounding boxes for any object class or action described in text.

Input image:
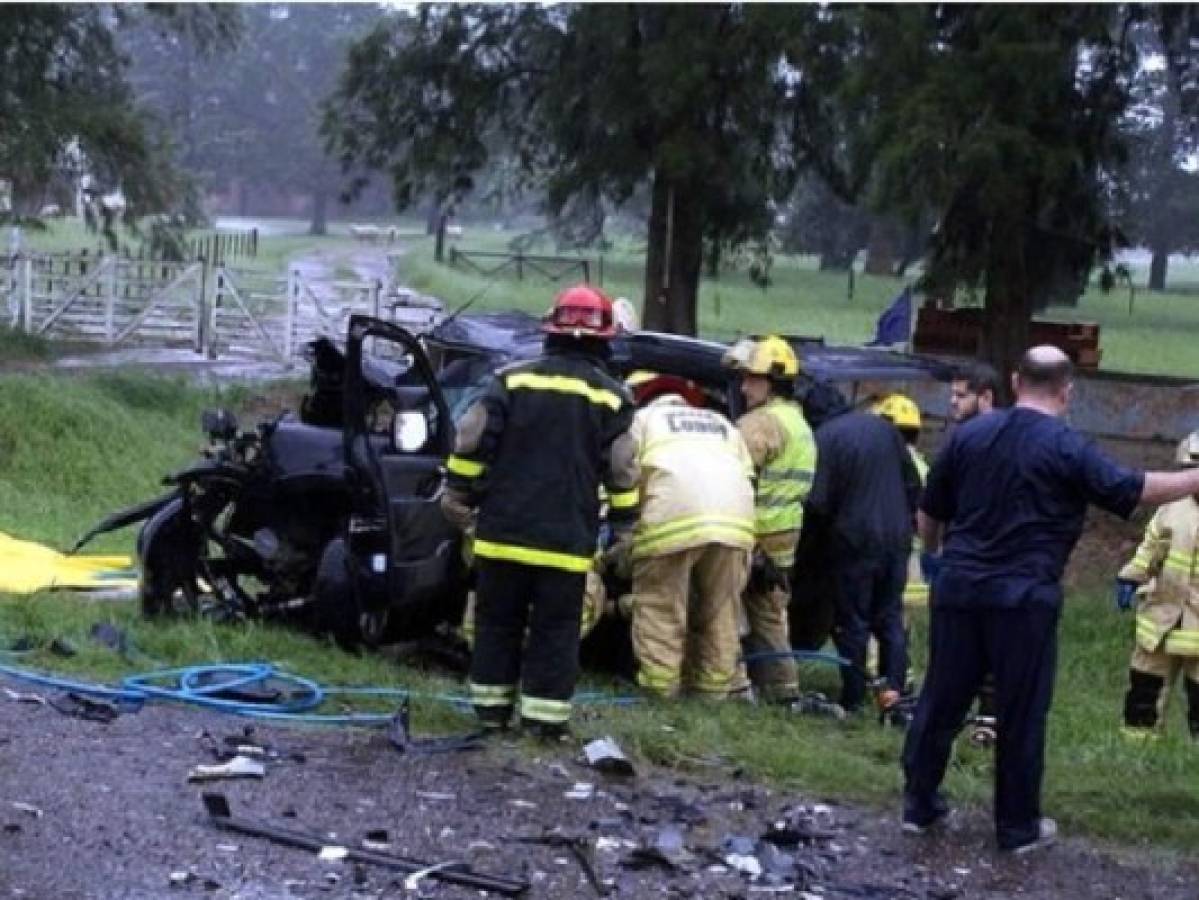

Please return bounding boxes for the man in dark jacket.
[903,346,1199,853]
[806,398,921,716]
[441,285,639,738]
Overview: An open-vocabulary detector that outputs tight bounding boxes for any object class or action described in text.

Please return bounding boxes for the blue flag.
[867,287,911,347]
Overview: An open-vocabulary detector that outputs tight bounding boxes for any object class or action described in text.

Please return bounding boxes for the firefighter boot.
[1121,668,1165,741]
[521,717,570,743]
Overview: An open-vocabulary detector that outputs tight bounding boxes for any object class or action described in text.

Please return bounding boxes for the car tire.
[313,538,363,650]
[139,501,201,619]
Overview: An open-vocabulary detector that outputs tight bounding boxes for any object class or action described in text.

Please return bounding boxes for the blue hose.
[0,664,146,709]
[0,660,640,725]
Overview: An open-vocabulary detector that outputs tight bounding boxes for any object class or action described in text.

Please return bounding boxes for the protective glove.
[748,550,788,595]
[1114,578,1139,612]
[601,533,633,581]
[439,486,477,532]
[919,551,942,584]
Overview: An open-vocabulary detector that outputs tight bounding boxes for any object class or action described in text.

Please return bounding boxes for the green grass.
[0,326,52,362]
[401,227,1199,378]
[1,370,1196,853]
[0,372,248,548]
[18,217,1198,377]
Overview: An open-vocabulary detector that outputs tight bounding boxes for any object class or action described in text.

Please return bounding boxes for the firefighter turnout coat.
[445,348,640,570]
[630,394,756,560]
[737,397,818,568]
[1120,496,1199,658]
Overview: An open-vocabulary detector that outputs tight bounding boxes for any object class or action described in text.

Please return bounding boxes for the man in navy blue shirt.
[903,346,1199,853]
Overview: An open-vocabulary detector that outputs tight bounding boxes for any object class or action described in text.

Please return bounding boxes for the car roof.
[426,312,953,384]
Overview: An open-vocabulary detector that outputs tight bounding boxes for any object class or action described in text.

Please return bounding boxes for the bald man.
[903,346,1199,853]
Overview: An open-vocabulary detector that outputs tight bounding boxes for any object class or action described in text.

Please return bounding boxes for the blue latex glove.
[1114,578,1138,612]
[919,551,942,584]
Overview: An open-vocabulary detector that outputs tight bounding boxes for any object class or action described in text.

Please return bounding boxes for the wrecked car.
[74,315,465,648]
[74,309,951,651]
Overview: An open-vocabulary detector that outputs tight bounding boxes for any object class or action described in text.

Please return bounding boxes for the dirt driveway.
[1,694,1194,900]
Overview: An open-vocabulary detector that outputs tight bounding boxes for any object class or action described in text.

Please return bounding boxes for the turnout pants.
[902,603,1060,850]
[631,544,749,698]
[742,530,801,700]
[1124,645,1199,736]
[830,548,908,710]
[468,558,586,730]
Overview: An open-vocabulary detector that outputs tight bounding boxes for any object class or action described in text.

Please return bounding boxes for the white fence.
[2,251,443,365]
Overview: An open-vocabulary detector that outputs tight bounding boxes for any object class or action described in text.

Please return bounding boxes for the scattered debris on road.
[186,755,266,783]
[583,736,636,776]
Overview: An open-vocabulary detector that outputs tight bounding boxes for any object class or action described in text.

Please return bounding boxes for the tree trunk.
[1148,243,1168,292]
[642,171,703,335]
[818,249,854,271]
[434,208,449,264]
[864,219,902,275]
[706,238,721,279]
[425,203,440,236]
[308,189,328,236]
[981,218,1030,405]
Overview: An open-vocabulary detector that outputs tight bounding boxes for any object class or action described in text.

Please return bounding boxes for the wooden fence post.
[516,253,523,280]
[193,261,207,354]
[371,278,382,320]
[206,265,222,359]
[285,267,298,360]
[21,257,32,333]
[104,255,117,344]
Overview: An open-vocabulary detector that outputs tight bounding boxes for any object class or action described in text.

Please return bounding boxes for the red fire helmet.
[542,284,618,339]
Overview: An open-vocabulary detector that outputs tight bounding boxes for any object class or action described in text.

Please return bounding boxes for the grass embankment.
[0,372,1196,853]
[401,229,1199,378]
[0,327,52,363]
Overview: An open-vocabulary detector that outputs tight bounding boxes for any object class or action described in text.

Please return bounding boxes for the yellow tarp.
[0,532,138,594]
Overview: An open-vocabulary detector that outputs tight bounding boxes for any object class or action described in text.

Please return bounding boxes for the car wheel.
[313,538,362,650]
[139,503,202,619]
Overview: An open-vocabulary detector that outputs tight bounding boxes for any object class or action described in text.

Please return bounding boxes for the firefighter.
[873,394,930,609]
[441,284,639,738]
[722,336,817,701]
[621,371,755,699]
[1116,429,1199,740]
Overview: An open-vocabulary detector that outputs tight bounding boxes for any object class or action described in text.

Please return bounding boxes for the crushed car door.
[342,315,462,628]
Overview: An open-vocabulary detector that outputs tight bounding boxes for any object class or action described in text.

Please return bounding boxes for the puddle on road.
[53,347,293,381]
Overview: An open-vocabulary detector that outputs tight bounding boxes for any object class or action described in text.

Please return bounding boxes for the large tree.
[127,3,381,235]
[0,4,234,232]
[325,4,830,334]
[826,5,1140,377]
[1119,13,1199,291]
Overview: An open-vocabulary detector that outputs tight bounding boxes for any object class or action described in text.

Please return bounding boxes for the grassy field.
[0,371,1196,854]
[11,216,1199,376]
[400,227,1199,378]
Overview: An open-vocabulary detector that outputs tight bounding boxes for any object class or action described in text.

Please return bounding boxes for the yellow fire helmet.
[873,393,922,431]
[721,335,800,378]
[1177,429,1199,467]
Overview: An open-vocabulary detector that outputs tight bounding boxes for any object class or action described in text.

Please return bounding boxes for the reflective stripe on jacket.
[904,446,930,607]
[1120,496,1199,656]
[629,395,755,560]
[739,398,817,542]
[446,348,638,573]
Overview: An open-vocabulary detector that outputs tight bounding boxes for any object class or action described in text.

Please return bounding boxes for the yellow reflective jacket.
[738,397,817,560]
[904,446,930,607]
[630,395,755,559]
[1119,496,1199,657]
